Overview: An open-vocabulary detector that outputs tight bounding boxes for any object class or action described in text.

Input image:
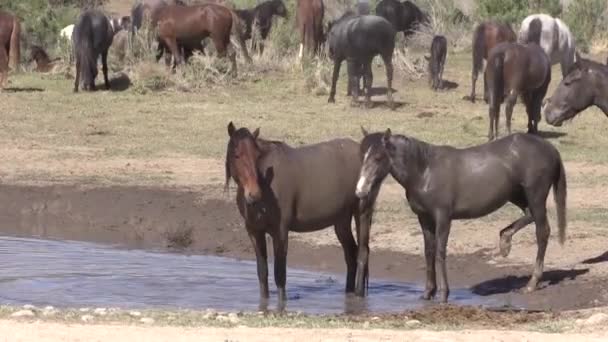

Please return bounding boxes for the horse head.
[356,129,392,199]
[226,122,263,204]
[272,0,288,19]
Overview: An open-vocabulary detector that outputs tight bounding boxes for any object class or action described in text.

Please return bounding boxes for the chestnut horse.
[467,21,516,103]
[28,45,60,72]
[155,3,251,75]
[296,0,324,60]
[0,10,20,91]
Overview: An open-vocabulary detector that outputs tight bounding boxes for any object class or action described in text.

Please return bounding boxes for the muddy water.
[0,237,501,314]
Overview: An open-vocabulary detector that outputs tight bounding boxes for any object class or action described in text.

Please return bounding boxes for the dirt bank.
[0,183,606,311]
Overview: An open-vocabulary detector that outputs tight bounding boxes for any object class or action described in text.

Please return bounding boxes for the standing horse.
[519,14,576,78]
[73,9,119,92]
[543,59,608,126]
[28,45,61,73]
[375,0,429,38]
[225,122,368,309]
[60,24,75,41]
[485,42,551,140]
[425,35,447,91]
[235,0,288,55]
[327,12,396,109]
[131,0,185,36]
[467,21,516,103]
[296,0,324,60]
[355,129,567,303]
[0,10,20,91]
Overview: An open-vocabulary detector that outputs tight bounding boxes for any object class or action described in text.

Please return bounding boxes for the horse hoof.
[420,290,435,300]
[523,284,537,293]
[328,97,335,104]
[499,237,512,257]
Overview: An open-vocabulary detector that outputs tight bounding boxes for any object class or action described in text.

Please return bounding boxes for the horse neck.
[390,137,432,187]
[595,74,608,114]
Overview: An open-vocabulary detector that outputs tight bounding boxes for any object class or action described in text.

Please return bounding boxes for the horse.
[375,0,429,38]
[327,12,396,109]
[235,0,288,55]
[0,10,20,91]
[467,21,517,103]
[296,0,324,60]
[485,42,551,141]
[60,24,75,41]
[72,9,120,92]
[28,45,61,73]
[425,35,447,91]
[225,122,369,309]
[543,58,608,126]
[355,129,567,303]
[518,14,576,78]
[131,0,185,36]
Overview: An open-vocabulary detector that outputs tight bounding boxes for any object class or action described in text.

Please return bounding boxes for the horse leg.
[272,225,289,310]
[488,102,498,141]
[363,61,373,108]
[73,53,81,92]
[248,229,269,308]
[483,75,489,104]
[334,216,358,293]
[347,59,359,107]
[354,205,371,297]
[523,92,538,134]
[524,190,551,293]
[505,91,518,136]
[382,53,394,110]
[328,60,342,103]
[101,50,110,90]
[418,215,437,300]
[433,212,452,303]
[470,69,477,103]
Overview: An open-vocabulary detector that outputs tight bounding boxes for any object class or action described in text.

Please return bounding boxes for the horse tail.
[229,9,252,63]
[472,23,485,77]
[131,3,143,36]
[489,50,505,108]
[9,17,21,70]
[75,14,96,89]
[527,18,542,46]
[553,156,567,245]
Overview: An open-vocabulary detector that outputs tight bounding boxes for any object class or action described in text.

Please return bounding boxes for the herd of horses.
[2,1,608,310]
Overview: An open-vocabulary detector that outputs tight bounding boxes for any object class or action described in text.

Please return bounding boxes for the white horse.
[60,24,74,41]
[518,14,577,78]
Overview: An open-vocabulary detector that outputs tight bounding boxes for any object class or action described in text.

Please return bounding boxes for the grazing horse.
[0,10,20,91]
[327,12,396,109]
[296,0,324,59]
[485,42,551,140]
[543,59,608,126]
[355,129,567,303]
[73,9,119,92]
[235,0,288,55]
[375,0,429,38]
[425,35,447,91]
[225,122,368,309]
[468,21,517,103]
[519,14,576,78]
[28,45,61,72]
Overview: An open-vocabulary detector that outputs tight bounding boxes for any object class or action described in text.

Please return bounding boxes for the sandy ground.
[2,320,608,342]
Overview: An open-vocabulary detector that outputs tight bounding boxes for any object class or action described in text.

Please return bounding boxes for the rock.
[227,313,240,324]
[94,308,107,316]
[11,310,35,318]
[81,315,94,322]
[215,315,228,322]
[140,317,155,324]
[406,319,422,327]
[79,308,90,313]
[129,311,142,317]
[43,306,54,311]
[23,305,37,310]
[42,306,57,316]
[584,313,608,326]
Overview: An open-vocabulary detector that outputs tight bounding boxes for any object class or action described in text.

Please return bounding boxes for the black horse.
[235,0,288,55]
[544,58,608,126]
[425,35,447,90]
[375,0,429,38]
[327,12,396,108]
[73,9,118,92]
[355,130,567,303]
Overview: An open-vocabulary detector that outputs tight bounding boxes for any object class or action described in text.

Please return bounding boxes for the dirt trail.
[2,320,607,342]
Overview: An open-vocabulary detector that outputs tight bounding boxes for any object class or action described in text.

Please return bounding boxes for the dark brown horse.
[0,10,20,91]
[225,122,369,309]
[155,3,251,75]
[544,58,608,126]
[485,42,551,140]
[296,0,324,59]
[356,130,567,303]
[235,0,288,55]
[425,35,447,91]
[467,21,516,103]
[28,45,60,72]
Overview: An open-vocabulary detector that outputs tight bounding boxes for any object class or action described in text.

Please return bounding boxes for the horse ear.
[382,128,392,147]
[227,122,236,137]
[424,55,430,61]
[360,126,369,137]
[253,127,260,139]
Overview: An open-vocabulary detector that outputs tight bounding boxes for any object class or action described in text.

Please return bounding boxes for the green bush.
[563,0,607,52]
[475,0,562,25]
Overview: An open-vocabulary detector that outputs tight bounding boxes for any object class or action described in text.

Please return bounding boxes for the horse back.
[157,4,232,38]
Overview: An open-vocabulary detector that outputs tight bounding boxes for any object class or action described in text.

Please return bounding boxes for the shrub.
[563,0,607,52]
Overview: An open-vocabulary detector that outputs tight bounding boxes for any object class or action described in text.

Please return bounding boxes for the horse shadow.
[582,251,608,264]
[367,87,397,97]
[470,268,589,296]
[536,130,567,139]
[438,80,458,90]
[1,87,44,93]
[364,100,407,110]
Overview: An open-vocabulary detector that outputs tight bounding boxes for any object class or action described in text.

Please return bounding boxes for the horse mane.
[392,134,433,168]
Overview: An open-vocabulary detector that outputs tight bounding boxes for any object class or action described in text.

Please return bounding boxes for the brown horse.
[467,21,516,103]
[0,10,20,91]
[28,45,60,72]
[225,122,370,310]
[155,3,251,75]
[485,42,551,141]
[296,0,324,60]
